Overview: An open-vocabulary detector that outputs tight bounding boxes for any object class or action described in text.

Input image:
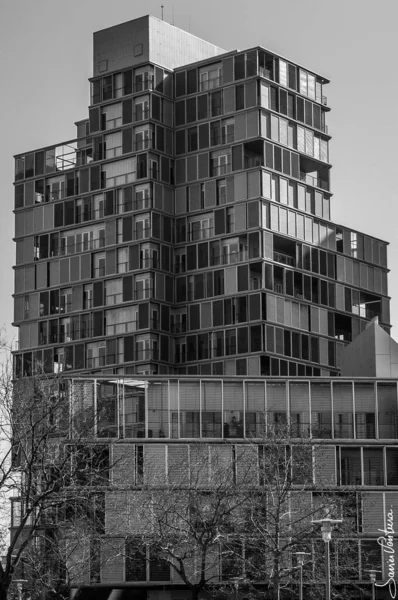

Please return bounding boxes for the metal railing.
[59,235,105,256]
[341,470,362,485]
[188,225,215,242]
[364,470,384,486]
[220,250,249,265]
[199,76,222,92]
[244,156,263,169]
[210,161,232,177]
[273,251,295,267]
[105,318,159,336]
[258,66,273,80]
[91,77,154,105]
[171,322,187,334]
[104,117,123,131]
[210,132,235,147]
[299,172,329,191]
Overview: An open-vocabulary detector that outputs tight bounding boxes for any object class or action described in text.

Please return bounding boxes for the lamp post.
[13,579,27,600]
[367,569,381,600]
[312,518,342,600]
[295,552,310,600]
[230,576,240,600]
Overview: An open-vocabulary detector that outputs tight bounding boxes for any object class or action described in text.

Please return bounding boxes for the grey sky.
[1,0,397,345]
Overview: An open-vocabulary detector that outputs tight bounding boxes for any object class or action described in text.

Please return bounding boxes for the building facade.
[11,15,397,600]
[9,373,395,599]
[12,16,390,380]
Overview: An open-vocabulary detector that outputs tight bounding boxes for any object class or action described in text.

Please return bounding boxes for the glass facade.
[26,374,395,589]
[65,375,397,443]
[12,21,390,380]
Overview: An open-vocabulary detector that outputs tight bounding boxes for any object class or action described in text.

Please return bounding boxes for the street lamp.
[366,569,381,600]
[295,551,310,600]
[312,518,342,600]
[13,579,27,600]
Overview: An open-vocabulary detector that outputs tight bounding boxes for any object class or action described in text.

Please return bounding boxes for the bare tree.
[234,423,367,600]
[0,366,109,600]
[113,424,365,600]
[117,442,254,600]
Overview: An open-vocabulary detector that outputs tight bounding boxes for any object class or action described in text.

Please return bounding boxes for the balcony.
[91,76,154,105]
[210,160,232,178]
[244,156,263,169]
[273,251,295,268]
[221,249,248,265]
[199,76,222,92]
[259,66,273,80]
[364,470,384,486]
[341,470,361,486]
[300,172,329,191]
[105,318,160,336]
[244,140,264,169]
[188,225,215,242]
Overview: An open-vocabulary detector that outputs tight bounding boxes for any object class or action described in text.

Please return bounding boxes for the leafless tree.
[0,365,109,600]
[114,442,254,600]
[238,423,365,600]
[114,423,366,600]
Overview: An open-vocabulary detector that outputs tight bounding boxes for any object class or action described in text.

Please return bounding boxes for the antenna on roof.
[161,5,164,20]
[172,4,175,25]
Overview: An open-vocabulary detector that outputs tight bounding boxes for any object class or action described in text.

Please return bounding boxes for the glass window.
[235,85,244,111]
[234,54,246,80]
[339,447,361,485]
[279,60,287,87]
[378,382,397,438]
[363,448,383,486]
[386,448,398,485]
[197,94,208,120]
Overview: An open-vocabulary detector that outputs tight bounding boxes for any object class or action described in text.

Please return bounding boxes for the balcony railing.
[221,250,248,265]
[210,161,232,177]
[91,77,154,105]
[86,348,159,368]
[105,318,160,336]
[273,251,295,267]
[39,315,161,345]
[171,322,187,334]
[334,425,354,439]
[364,470,384,486]
[259,66,273,80]
[341,470,362,486]
[244,156,263,169]
[188,226,215,242]
[299,172,329,191]
[210,132,235,147]
[103,117,123,131]
[199,76,222,92]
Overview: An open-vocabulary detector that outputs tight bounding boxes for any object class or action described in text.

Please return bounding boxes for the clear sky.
[1,0,397,346]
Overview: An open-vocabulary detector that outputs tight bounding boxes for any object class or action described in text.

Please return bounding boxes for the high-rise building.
[12,15,390,380]
[10,17,398,600]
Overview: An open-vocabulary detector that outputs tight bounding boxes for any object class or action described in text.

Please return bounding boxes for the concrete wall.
[94,17,150,77]
[341,320,398,378]
[148,17,225,70]
[93,16,226,77]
